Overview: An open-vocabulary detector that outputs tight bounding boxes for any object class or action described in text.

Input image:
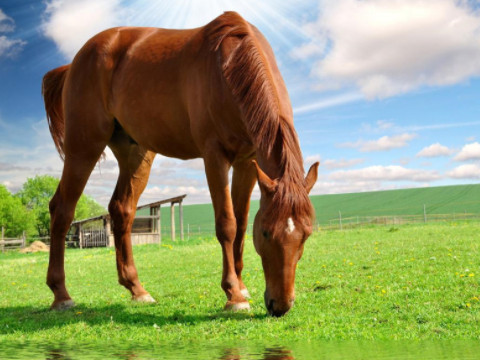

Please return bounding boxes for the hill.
[151,183,480,237]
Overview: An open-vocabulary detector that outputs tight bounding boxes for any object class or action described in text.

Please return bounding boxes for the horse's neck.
[256,144,303,183]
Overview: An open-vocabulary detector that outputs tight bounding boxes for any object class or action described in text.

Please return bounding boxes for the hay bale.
[20,241,50,253]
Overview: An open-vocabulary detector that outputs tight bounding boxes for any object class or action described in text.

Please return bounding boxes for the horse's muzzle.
[265,291,295,317]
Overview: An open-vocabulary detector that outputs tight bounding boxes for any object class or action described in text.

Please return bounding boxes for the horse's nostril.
[267,299,275,312]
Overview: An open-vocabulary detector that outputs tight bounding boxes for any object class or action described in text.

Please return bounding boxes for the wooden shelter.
[69,195,186,248]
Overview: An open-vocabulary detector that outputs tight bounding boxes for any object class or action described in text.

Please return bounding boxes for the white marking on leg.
[52,299,75,311]
[286,217,295,234]
[241,288,251,299]
[231,302,251,311]
[133,294,156,303]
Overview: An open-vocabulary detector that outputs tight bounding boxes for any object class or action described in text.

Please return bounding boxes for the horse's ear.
[252,160,278,195]
[305,162,319,194]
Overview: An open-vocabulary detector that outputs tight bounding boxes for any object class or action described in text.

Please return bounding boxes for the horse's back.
[64,25,205,158]
[62,12,284,161]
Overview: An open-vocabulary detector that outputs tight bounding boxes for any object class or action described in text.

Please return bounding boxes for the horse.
[42,11,319,317]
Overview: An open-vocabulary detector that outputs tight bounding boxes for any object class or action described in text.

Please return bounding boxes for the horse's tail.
[42,64,69,160]
[209,11,283,157]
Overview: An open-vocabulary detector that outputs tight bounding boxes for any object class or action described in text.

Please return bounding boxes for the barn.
[68,195,186,248]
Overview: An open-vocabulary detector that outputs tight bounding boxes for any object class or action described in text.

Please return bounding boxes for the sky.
[0,0,479,208]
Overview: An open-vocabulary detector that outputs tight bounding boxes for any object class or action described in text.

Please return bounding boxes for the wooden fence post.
[179,201,184,241]
[79,223,83,249]
[170,202,175,241]
[158,205,162,243]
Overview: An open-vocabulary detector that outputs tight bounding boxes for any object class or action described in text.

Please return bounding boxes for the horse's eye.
[262,230,269,238]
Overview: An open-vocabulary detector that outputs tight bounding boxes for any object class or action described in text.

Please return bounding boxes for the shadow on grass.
[0,303,268,335]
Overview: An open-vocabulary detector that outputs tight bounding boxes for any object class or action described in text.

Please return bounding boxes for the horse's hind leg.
[231,160,257,299]
[108,133,156,302]
[48,118,113,310]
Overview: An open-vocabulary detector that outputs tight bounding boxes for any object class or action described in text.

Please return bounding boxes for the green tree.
[0,185,36,237]
[17,175,106,236]
[76,194,107,220]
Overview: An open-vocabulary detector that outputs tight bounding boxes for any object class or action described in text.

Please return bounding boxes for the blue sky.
[0,0,479,207]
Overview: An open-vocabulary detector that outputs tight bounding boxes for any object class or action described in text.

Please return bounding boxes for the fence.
[0,227,26,252]
[323,212,480,230]
[140,212,480,239]
[2,212,478,252]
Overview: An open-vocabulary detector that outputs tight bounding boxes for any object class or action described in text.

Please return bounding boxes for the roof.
[71,194,187,226]
[136,194,187,210]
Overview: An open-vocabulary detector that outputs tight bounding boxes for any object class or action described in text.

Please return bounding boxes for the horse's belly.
[114,104,201,160]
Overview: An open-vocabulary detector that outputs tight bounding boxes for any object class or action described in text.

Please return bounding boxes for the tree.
[17,175,106,236]
[76,194,107,220]
[0,185,36,237]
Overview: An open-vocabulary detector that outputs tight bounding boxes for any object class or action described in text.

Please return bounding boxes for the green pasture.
[147,183,480,237]
[1,221,479,345]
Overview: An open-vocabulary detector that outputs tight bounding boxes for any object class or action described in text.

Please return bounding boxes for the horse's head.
[252,161,319,317]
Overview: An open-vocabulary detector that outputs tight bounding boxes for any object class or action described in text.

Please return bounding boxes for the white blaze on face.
[286,217,295,234]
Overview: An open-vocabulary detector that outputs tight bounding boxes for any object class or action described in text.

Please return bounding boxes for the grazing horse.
[42,11,319,317]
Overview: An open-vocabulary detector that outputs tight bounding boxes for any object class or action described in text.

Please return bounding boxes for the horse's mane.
[208,12,314,235]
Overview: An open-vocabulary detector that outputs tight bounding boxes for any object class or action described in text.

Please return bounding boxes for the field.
[147,183,480,237]
[1,221,479,346]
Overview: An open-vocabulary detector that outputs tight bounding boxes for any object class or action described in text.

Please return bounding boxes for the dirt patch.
[20,241,50,253]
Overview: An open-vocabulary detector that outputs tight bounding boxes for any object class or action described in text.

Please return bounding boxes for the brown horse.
[42,11,318,317]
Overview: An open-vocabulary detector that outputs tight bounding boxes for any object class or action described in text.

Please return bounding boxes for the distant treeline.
[0,175,105,238]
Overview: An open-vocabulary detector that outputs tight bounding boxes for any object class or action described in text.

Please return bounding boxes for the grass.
[1,221,480,345]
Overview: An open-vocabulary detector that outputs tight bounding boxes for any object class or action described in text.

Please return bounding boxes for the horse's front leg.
[204,148,249,311]
[108,142,156,302]
[231,160,257,300]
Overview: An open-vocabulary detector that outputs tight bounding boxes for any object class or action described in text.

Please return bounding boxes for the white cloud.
[141,185,211,206]
[291,41,325,60]
[42,0,123,60]
[454,142,480,161]
[416,143,453,158]
[323,158,364,170]
[447,164,480,179]
[329,165,440,182]
[341,133,416,152]
[309,180,399,196]
[305,155,365,170]
[0,9,25,58]
[377,120,394,130]
[0,9,14,32]
[293,92,363,114]
[0,36,25,58]
[305,154,322,165]
[299,0,480,98]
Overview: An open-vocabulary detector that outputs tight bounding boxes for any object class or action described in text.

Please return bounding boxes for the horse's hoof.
[132,294,156,303]
[224,301,250,312]
[240,288,251,299]
[51,299,75,311]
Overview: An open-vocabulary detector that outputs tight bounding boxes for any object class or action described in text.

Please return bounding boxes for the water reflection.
[13,344,297,360]
[45,348,73,360]
[2,341,480,360]
[220,346,294,360]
